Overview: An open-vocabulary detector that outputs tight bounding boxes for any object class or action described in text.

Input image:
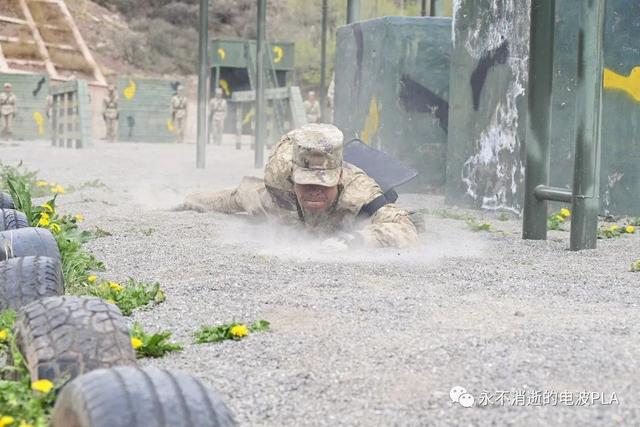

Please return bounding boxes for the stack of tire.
[0,192,235,427]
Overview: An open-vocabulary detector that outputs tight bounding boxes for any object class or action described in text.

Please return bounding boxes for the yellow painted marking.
[219,79,230,96]
[33,111,44,135]
[603,67,640,102]
[217,48,226,60]
[242,107,255,125]
[272,46,284,64]
[361,96,379,144]
[123,79,137,100]
[167,118,175,133]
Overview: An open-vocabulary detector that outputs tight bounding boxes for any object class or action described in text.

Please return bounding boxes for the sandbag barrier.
[0,192,237,426]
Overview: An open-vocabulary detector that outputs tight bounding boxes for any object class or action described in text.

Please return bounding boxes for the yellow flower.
[106,299,116,305]
[35,180,48,187]
[49,223,61,234]
[131,337,143,349]
[40,203,53,213]
[108,281,123,293]
[559,208,571,218]
[19,421,33,427]
[0,416,14,427]
[609,225,619,232]
[87,275,98,283]
[37,213,50,227]
[230,324,249,338]
[31,379,54,394]
[74,214,85,222]
[626,225,635,234]
[0,329,8,341]
[50,184,65,194]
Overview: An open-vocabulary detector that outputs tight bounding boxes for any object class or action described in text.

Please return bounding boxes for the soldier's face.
[4,87,10,93]
[294,183,338,213]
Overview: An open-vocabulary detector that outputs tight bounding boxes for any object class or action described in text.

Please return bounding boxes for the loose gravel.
[1,140,639,426]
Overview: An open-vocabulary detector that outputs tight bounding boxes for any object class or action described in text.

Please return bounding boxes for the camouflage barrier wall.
[116,77,184,143]
[0,73,50,141]
[551,0,640,216]
[334,16,452,192]
[445,0,640,216]
[445,0,530,213]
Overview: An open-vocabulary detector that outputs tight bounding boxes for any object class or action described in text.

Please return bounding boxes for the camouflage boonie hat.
[290,124,344,187]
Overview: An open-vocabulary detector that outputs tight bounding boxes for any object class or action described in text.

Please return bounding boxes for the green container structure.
[334,16,452,191]
[551,0,640,216]
[0,73,50,141]
[116,77,184,143]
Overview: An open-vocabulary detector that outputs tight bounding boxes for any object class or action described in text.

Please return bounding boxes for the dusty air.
[0,0,638,426]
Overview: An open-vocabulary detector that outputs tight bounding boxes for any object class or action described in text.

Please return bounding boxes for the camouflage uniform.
[171,86,188,143]
[0,83,17,139]
[303,92,321,124]
[102,85,119,143]
[184,124,418,248]
[209,88,227,145]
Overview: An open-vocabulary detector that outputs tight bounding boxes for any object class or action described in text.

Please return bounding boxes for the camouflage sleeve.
[357,204,419,248]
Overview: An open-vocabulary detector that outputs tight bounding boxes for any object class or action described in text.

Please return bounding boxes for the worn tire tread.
[0,256,63,310]
[0,209,29,231]
[0,192,14,210]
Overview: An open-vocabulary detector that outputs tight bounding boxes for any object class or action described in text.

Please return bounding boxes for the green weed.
[130,323,183,358]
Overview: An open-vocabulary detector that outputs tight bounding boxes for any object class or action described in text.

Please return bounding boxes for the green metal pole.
[196,0,209,168]
[347,0,359,24]
[255,0,266,168]
[570,0,606,251]
[421,0,427,16]
[522,0,556,240]
[429,0,436,17]
[320,0,328,122]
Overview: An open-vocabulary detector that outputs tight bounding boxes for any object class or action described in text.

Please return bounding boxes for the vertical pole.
[196,0,209,169]
[570,0,606,251]
[421,0,427,16]
[429,0,436,16]
[255,0,266,168]
[347,0,360,24]
[320,0,328,122]
[522,0,556,240]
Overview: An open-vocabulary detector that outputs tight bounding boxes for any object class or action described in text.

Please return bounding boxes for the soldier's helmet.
[290,123,344,187]
[108,84,116,92]
[3,83,11,90]
[215,87,223,96]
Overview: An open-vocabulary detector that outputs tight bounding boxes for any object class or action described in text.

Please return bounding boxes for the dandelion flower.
[40,203,53,213]
[559,208,571,218]
[74,214,85,222]
[50,223,61,234]
[37,213,50,227]
[108,281,124,293]
[19,421,34,427]
[131,337,143,349]
[106,299,116,305]
[87,275,98,283]
[0,329,8,341]
[35,180,48,187]
[626,225,635,234]
[50,185,65,194]
[230,324,249,338]
[0,416,15,427]
[31,379,54,394]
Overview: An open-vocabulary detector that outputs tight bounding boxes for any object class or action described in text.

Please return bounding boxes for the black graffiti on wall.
[126,116,135,138]
[470,40,509,110]
[32,77,46,97]
[399,75,449,132]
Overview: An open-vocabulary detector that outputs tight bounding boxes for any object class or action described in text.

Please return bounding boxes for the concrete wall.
[334,16,452,191]
[0,72,50,141]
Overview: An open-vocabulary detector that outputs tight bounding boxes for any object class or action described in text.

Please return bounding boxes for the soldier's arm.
[357,203,419,248]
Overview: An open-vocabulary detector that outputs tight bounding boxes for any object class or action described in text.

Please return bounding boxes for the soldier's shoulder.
[337,163,383,214]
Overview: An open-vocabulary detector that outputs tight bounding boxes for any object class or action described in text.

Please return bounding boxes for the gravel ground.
[2,139,639,426]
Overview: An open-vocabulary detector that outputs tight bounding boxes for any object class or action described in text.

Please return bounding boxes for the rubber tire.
[15,296,137,383]
[52,366,236,427]
[0,192,15,209]
[0,208,29,231]
[0,256,64,310]
[0,227,60,261]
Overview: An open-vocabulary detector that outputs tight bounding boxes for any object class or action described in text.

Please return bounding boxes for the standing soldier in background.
[171,85,188,143]
[102,84,119,143]
[303,91,321,124]
[326,74,335,124]
[209,88,227,145]
[0,83,17,140]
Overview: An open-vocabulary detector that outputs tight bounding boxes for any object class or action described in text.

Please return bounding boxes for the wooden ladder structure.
[0,0,106,85]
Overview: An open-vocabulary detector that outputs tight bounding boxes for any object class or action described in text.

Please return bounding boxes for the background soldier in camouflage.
[0,83,17,140]
[209,88,227,145]
[183,124,418,249]
[171,85,188,143]
[303,91,321,124]
[102,84,119,143]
